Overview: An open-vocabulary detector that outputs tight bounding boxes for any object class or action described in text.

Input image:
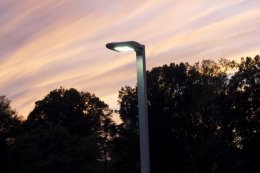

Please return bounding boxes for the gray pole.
[105,41,150,173]
[136,47,150,173]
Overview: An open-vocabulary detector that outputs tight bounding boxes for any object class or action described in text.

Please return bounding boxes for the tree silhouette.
[0,56,259,173]
[0,88,116,173]
[113,57,259,173]
[26,87,116,173]
[226,56,260,172]
[0,96,21,172]
[7,126,101,173]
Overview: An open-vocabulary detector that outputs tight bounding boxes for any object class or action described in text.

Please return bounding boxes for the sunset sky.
[1,0,260,118]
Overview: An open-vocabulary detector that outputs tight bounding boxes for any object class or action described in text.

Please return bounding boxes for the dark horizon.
[1,56,259,173]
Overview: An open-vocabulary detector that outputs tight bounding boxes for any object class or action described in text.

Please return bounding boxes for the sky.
[0,0,260,118]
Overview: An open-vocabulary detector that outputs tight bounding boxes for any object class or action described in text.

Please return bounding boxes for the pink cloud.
[0,0,259,117]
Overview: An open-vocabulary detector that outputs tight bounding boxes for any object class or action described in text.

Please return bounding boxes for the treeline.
[0,56,259,173]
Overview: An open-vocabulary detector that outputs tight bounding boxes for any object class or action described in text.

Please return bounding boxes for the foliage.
[7,126,101,173]
[0,96,21,134]
[0,56,259,173]
[1,88,116,173]
[27,88,111,136]
[0,96,21,172]
[26,87,117,172]
[114,56,260,173]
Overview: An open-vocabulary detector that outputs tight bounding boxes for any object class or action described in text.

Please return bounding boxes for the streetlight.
[106,41,150,173]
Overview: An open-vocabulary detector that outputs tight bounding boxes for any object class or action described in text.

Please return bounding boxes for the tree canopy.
[0,96,21,172]
[8,126,101,173]
[0,56,259,173]
[113,56,259,173]
[1,88,116,173]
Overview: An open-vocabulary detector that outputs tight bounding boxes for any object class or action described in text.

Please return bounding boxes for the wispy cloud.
[0,0,259,117]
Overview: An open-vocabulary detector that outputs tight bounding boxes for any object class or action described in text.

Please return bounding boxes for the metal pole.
[136,47,150,173]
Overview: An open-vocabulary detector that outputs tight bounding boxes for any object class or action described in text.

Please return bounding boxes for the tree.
[109,86,140,173]
[27,88,89,135]
[7,126,101,173]
[0,96,21,172]
[110,124,140,173]
[27,88,114,136]
[0,95,21,134]
[113,57,259,172]
[226,56,260,172]
[26,87,117,172]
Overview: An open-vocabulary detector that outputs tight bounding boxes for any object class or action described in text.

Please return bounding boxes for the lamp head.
[106,41,144,52]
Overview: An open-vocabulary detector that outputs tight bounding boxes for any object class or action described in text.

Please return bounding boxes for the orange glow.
[0,0,259,117]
